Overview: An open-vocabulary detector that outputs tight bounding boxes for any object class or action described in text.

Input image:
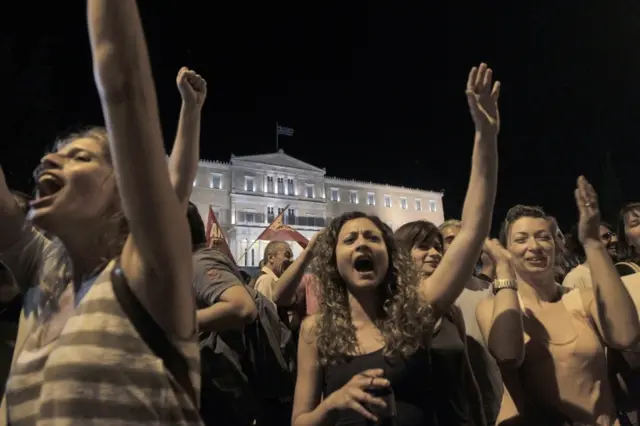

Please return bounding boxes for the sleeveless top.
[514,288,618,426]
[323,348,435,426]
[2,229,202,425]
[431,314,473,426]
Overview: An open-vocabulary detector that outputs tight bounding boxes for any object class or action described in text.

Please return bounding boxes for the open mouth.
[353,255,375,273]
[526,257,547,267]
[35,173,64,199]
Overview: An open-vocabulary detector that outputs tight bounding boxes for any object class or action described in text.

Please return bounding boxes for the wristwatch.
[492,278,517,295]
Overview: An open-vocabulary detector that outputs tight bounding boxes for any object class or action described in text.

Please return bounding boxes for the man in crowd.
[187,203,258,426]
[254,241,293,301]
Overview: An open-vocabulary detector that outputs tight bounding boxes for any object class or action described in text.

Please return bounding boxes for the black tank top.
[431,315,473,426]
[323,348,435,426]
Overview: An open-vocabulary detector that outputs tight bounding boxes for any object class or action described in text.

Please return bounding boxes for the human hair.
[566,220,614,261]
[312,211,434,366]
[38,127,129,316]
[617,202,640,264]
[262,240,286,264]
[438,219,462,232]
[186,202,206,247]
[395,220,443,254]
[499,204,549,246]
[11,191,31,216]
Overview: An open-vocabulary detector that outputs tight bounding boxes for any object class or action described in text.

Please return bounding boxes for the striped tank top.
[5,256,203,425]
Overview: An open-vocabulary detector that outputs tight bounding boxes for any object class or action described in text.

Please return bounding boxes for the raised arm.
[88,0,194,338]
[420,63,499,314]
[576,176,640,349]
[0,168,27,250]
[169,67,207,208]
[272,233,320,307]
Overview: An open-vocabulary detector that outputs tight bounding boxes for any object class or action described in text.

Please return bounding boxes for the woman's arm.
[88,0,194,338]
[168,67,206,209]
[421,63,499,314]
[0,168,24,251]
[292,316,336,426]
[273,233,319,307]
[575,177,640,349]
[476,241,525,368]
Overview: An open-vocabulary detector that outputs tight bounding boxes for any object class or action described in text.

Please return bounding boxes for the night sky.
[3,2,640,234]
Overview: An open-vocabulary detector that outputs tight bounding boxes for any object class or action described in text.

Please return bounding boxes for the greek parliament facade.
[190,150,445,266]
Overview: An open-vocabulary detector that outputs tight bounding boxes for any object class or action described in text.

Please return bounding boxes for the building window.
[367,192,375,206]
[277,177,284,194]
[400,197,408,210]
[330,188,340,202]
[287,178,295,195]
[288,208,295,217]
[267,206,274,222]
[267,176,274,193]
[245,176,255,192]
[251,249,255,266]
[428,200,437,212]
[349,190,358,204]
[210,173,221,189]
[384,194,391,207]
[277,207,284,215]
[305,184,314,199]
[415,198,422,211]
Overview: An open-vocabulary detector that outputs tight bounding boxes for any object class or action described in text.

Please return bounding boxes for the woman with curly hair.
[291,63,499,426]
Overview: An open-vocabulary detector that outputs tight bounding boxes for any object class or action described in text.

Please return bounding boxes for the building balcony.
[266,214,326,228]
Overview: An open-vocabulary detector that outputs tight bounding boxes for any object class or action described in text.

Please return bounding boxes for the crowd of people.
[0,1,639,425]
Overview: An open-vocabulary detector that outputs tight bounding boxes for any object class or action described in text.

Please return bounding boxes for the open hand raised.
[466,63,501,136]
[176,67,207,108]
[575,176,601,245]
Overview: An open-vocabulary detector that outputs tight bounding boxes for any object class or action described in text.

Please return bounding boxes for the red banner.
[255,205,309,249]
[205,206,235,261]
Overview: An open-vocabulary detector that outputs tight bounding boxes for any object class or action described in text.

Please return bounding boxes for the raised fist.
[176,67,207,108]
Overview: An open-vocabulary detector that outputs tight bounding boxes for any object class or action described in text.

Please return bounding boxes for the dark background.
[2,1,639,234]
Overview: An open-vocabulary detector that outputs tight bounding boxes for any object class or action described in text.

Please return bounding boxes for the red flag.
[255,205,309,249]
[205,206,235,261]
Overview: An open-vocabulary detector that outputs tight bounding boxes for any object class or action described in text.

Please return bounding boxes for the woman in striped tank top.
[0,1,207,424]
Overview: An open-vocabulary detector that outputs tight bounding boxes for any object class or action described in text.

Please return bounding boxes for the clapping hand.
[575,176,601,245]
[466,63,501,136]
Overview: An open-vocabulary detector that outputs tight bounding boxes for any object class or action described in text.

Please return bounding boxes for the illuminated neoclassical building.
[190,150,444,264]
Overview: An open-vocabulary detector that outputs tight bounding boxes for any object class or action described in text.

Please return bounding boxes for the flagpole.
[276,122,279,151]
[237,204,290,263]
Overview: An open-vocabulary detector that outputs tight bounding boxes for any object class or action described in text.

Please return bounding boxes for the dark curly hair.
[312,211,434,366]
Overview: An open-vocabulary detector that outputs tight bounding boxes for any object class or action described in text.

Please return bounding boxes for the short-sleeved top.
[562,264,592,290]
[192,247,257,424]
[254,266,278,302]
[192,246,249,369]
[1,228,202,425]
